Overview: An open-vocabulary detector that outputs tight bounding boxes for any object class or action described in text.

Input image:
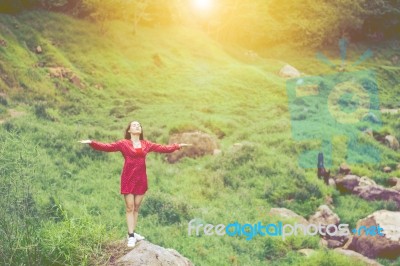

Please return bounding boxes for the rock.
[328,178,336,188]
[69,74,84,89]
[353,185,400,209]
[279,64,301,78]
[363,128,374,137]
[387,177,400,187]
[213,149,221,155]
[116,240,194,266]
[328,239,344,248]
[48,67,72,79]
[339,163,351,175]
[359,176,376,187]
[384,135,399,150]
[0,39,7,47]
[167,132,218,163]
[347,210,400,259]
[335,175,360,193]
[319,238,328,247]
[342,235,353,249]
[268,208,309,225]
[325,195,333,205]
[308,205,340,234]
[334,249,383,266]
[383,166,392,173]
[36,45,42,54]
[298,248,316,257]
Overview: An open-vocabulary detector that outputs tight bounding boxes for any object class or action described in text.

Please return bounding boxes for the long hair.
[125,121,144,140]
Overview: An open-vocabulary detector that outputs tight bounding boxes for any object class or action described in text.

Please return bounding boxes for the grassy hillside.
[0,10,399,265]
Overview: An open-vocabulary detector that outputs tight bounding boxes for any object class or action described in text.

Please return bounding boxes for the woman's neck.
[130,134,140,142]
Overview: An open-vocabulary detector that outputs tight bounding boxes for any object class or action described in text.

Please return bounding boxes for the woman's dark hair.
[125,121,144,140]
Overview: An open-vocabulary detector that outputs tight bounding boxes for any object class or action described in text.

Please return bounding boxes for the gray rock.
[116,240,194,266]
[347,210,400,259]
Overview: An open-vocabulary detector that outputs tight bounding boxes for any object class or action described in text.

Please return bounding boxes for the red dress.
[89,139,180,194]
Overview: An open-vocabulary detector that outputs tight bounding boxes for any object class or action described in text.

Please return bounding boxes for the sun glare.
[192,0,213,12]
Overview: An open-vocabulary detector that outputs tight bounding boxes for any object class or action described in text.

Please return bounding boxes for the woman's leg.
[132,194,145,232]
[124,194,135,234]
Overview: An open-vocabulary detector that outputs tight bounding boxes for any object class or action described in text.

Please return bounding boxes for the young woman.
[79,121,191,247]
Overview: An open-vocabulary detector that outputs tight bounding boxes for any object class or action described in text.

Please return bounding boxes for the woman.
[79,121,191,248]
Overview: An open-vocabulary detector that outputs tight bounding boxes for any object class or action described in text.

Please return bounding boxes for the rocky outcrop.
[334,249,383,266]
[347,210,400,259]
[47,67,84,89]
[278,64,301,78]
[335,175,400,209]
[116,240,193,266]
[308,205,348,247]
[384,135,399,150]
[167,132,219,163]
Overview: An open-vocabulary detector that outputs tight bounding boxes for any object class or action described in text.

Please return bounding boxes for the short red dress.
[89,139,180,194]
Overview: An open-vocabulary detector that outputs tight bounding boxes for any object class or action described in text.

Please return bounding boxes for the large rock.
[347,210,400,259]
[385,135,399,150]
[335,175,361,193]
[116,240,194,266]
[279,64,301,78]
[309,205,340,226]
[167,132,218,163]
[339,163,351,175]
[353,185,400,209]
[334,249,383,266]
[268,208,309,225]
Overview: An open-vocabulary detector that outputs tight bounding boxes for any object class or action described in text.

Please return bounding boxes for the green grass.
[0,10,399,266]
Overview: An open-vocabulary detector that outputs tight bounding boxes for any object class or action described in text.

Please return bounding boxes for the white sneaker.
[127,236,136,248]
[134,232,145,241]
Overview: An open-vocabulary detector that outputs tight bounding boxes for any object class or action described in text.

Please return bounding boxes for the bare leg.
[133,194,145,232]
[124,194,135,234]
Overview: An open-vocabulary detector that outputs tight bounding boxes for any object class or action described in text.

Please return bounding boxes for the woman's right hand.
[78,140,92,144]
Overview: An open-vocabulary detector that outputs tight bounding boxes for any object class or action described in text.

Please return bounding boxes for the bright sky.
[192,0,214,12]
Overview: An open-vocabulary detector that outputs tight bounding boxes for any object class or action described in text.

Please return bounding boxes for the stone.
[384,135,399,150]
[279,64,301,78]
[353,185,400,209]
[339,163,351,175]
[308,205,340,230]
[116,240,194,266]
[383,166,392,173]
[328,239,344,248]
[298,249,316,257]
[36,45,42,54]
[335,175,361,193]
[167,132,218,163]
[347,210,400,259]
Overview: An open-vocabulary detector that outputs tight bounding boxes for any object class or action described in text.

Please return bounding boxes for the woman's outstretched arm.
[78,139,122,152]
[147,141,192,153]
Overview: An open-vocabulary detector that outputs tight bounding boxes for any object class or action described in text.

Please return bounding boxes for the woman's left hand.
[179,143,193,148]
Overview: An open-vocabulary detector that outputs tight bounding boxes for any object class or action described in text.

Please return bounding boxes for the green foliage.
[40,215,108,265]
[0,132,43,265]
[140,192,192,224]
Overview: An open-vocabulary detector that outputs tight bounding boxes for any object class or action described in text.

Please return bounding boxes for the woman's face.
[129,121,142,134]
